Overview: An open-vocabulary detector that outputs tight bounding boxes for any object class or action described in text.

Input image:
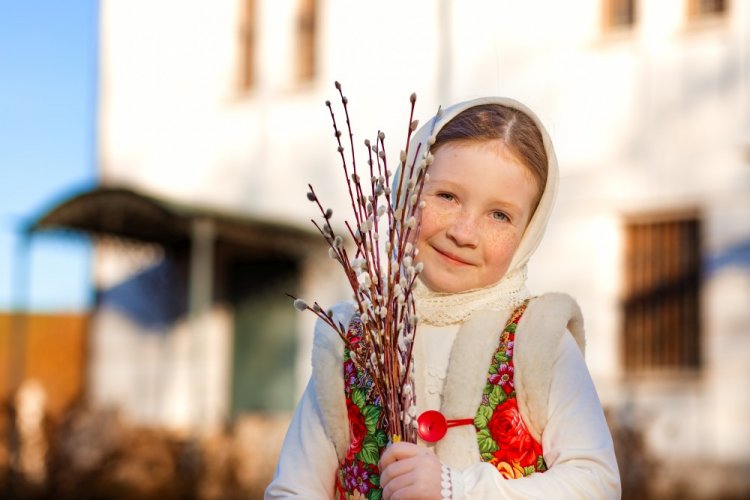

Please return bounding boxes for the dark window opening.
[622,216,702,373]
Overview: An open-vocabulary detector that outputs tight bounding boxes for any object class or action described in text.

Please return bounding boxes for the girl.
[265,97,621,499]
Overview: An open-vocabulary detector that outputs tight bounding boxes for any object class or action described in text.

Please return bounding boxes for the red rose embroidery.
[346,400,367,460]
[487,399,543,467]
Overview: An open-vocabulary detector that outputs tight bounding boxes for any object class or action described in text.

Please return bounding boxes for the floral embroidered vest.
[473,301,546,479]
[335,303,545,499]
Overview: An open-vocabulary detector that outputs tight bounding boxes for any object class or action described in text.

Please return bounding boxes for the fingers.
[380,443,441,500]
[382,471,414,500]
[379,454,416,487]
[379,442,432,471]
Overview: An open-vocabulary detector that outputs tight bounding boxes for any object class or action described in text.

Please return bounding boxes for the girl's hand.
[379,442,443,499]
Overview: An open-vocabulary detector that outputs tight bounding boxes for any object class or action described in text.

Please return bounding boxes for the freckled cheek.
[480,227,522,267]
[414,204,455,246]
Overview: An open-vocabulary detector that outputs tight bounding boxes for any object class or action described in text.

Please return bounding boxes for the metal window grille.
[604,0,637,29]
[622,216,702,372]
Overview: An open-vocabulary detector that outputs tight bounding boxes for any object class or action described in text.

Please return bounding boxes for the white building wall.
[97,0,750,478]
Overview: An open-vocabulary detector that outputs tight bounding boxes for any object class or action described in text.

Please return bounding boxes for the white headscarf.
[396,97,559,325]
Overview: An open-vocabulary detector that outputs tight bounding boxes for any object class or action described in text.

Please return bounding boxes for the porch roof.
[27,185,320,256]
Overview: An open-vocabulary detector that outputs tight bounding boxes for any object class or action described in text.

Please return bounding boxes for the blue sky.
[0,0,98,311]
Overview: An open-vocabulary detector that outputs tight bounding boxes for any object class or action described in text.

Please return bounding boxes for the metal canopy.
[28,186,319,256]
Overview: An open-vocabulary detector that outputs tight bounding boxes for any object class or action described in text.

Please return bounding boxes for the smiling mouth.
[432,246,474,266]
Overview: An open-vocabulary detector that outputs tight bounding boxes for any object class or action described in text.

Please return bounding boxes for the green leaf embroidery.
[489,384,506,408]
[476,429,498,454]
[506,323,517,333]
[480,451,495,462]
[374,429,388,448]
[474,405,493,429]
[350,387,366,409]
[357,435,380,465]
[369,474,380,487]
[368,488,383,500]
[495,352,509,363]
[361,404,381,433]
[524,465,536,476]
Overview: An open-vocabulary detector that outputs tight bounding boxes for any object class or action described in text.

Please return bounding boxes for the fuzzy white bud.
[399,150,406,163]
[293,299,308,311]
[358,272,371,289]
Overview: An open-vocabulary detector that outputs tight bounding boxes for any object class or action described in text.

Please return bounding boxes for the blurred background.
[1,0,749,498]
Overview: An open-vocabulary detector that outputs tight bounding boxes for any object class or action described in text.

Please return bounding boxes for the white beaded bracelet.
[440,463,453,500]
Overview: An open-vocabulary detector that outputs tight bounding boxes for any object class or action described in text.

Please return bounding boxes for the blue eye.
[491,211,509,222]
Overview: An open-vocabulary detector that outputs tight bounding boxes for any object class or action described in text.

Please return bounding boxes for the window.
[296,0,317,83]
[687,0,728,20]
[622,216,702,373]
[603,0,637,30]
[238,0,256,92]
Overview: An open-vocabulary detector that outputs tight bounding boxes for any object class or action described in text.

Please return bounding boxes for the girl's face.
[416,141,539,293]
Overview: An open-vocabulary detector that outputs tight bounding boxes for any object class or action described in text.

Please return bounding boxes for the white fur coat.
[310,293,585,470]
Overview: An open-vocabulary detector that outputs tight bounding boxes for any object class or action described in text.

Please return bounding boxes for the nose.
[445,212,479,248]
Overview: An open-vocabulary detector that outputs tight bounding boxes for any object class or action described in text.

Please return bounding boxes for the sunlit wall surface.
[6,0,748,498]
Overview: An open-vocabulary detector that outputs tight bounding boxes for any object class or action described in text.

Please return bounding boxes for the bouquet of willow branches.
[291,82,434,442]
